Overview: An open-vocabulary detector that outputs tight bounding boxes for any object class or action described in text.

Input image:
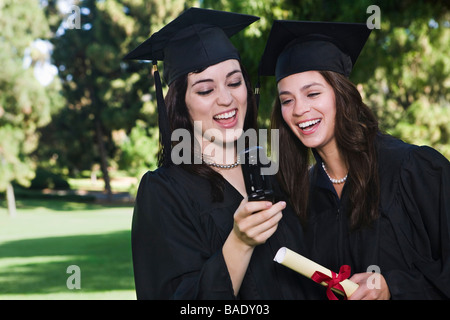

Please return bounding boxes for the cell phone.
[239,146,274,203]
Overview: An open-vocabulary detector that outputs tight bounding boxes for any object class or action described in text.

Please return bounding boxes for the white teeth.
[298,119,320,129]
[214,109,236,120]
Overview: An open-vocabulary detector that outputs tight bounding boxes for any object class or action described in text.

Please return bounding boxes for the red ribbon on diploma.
[311,265,352,300]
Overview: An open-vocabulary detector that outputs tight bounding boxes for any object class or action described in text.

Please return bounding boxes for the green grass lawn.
[0,199,136,300]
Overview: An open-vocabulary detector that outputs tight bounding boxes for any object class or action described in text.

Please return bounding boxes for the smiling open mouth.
[213,109,236,120]
[298,119,321,130]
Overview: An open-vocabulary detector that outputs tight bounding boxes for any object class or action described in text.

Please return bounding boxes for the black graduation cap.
[124,7,259,166]
[259,20,372,81]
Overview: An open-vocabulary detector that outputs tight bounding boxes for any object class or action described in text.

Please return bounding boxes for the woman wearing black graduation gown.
[125,8,320,300]
[260,20,450,299]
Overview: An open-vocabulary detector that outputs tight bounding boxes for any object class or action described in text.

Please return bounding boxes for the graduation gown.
[306,133,450,299]
[132,165,321,300]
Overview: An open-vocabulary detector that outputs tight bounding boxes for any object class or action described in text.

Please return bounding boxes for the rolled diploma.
[274,247,359,297]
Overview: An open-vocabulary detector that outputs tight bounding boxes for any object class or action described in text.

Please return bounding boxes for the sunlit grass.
[0,290,134,300]
[0,199,136,300]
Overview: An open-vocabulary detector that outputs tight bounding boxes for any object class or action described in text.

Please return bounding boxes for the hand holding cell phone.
[239,146,274,203]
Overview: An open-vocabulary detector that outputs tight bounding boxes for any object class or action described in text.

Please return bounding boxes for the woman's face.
[185,59,247,145]
[278,70,337,152]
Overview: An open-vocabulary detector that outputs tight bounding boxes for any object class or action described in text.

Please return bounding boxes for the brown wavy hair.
[159,61,258,202]
[271,70,380,229]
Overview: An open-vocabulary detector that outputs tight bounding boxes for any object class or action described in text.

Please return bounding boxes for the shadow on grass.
[0,230,134,295]
[14,198,133,212]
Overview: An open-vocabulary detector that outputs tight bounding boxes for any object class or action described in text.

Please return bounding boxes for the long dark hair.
[159,60,258,202]
[271,70,380,229]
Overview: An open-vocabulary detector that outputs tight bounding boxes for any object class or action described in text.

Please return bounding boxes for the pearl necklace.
[321,162,348,184]
[202,155,240,169]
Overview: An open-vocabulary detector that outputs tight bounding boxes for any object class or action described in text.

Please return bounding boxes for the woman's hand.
[348,272,391,300]
[223,198,285,295]
[232,198,285,247]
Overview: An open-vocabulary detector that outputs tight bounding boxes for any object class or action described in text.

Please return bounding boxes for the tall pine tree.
[0,0,63,216]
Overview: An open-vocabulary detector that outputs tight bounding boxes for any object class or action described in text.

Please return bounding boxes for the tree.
[40,0,196,196]
[203,0,450,159]
[361,1,450,159]
[0,0,64,216]
[35,0,449,194]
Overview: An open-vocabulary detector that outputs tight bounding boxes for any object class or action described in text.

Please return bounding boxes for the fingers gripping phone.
[240,146,274,203]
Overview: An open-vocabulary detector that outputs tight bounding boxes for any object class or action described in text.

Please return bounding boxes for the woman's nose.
[293,100,311,116]
[217,86,233,106]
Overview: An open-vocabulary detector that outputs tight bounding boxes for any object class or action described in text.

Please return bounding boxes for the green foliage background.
[1,0,449,194]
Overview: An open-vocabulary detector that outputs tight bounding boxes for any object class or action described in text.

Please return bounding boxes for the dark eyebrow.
[300,82,324,91]
[192,79,213,86]
[226,69,242,78]
[278,82,324,96]
[191,69,242,87]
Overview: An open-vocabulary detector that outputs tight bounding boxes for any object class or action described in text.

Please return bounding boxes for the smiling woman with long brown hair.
[272,70,380,229]
[261,20,450,299]
[125,8,321,300]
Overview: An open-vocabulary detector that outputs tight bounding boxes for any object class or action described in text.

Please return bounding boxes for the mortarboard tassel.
[153,61,173,167]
